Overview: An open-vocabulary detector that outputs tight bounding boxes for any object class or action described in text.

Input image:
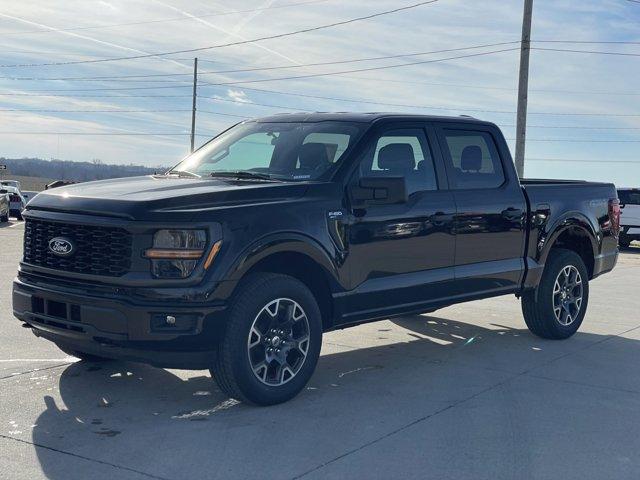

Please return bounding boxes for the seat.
[377,143,427,194]
[298,142,330,172]
[460,145,482,172]
[377,143,416,174]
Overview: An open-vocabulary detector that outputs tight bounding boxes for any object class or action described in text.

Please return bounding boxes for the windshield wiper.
[165,170,200,178]
[209,170,281,182]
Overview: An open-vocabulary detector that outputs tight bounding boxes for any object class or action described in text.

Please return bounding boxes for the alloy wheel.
[552,265,583,326]
[247,298,310,386]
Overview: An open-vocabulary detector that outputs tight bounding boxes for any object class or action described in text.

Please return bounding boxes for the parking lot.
[1,220,639,480]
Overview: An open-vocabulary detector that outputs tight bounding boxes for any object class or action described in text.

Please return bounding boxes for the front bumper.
[12,274,228,369]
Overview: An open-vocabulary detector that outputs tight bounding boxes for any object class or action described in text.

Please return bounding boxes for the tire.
[58,346,112,362]
[619,237,631,249]
[210,273,322,406]
[15,212,23,221]
[522,248,589,339]
[0,213,7,223]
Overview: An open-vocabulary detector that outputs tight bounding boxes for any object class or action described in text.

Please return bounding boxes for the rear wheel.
[0,213,7,223]
[522,248,589,339]
[210,273,322,406]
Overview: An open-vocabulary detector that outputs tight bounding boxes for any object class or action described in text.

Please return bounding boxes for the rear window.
[618,190,640,205]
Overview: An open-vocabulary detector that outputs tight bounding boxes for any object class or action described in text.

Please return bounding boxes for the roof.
[251,112,487,124]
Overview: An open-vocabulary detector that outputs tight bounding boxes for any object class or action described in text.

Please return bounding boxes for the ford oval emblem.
[48,237,74,256]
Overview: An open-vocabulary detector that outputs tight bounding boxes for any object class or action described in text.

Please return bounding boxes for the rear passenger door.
[435,123,527,294]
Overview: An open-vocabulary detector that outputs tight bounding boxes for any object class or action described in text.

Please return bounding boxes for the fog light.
[151,313,198,333]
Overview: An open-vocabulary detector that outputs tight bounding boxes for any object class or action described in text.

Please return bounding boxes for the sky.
[0,0,639,186]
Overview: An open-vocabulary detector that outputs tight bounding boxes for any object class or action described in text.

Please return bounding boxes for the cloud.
[226,89,251,103]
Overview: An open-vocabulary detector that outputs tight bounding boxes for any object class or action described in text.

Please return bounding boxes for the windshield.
[171,121,365,181]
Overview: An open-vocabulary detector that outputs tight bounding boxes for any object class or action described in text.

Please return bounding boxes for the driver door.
[340,123,456,322]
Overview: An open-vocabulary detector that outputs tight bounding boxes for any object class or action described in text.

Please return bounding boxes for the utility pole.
[190,57,198,153]
[515,0,533,178]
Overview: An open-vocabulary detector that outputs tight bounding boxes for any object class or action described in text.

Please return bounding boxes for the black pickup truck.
[13,113,620,405]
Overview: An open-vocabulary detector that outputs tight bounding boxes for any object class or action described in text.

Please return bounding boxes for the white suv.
[618,188,640,248]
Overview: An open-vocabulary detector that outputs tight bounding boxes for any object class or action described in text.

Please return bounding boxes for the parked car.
[3,186,25,220]
[13,113,620,405]
[0,189,9,223]
[1,180,21,191]
[618,188,640,248]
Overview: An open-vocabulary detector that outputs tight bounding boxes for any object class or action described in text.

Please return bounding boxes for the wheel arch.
[219,233,342,330]
[541,214,597,278]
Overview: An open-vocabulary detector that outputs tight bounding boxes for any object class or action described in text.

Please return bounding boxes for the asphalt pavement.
[1,219,639,480]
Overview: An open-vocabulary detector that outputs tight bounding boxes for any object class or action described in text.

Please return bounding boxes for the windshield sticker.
[293,174,311,180]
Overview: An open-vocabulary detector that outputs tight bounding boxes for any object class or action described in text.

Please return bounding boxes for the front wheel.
[522,248,589,339]
[210,273,322,406]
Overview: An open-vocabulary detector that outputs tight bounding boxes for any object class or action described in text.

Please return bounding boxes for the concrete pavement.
[1,220,639,480]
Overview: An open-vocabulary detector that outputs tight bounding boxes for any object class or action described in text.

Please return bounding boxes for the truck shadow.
[30,315,640,480]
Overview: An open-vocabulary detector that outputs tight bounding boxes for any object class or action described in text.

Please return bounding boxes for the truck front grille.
[23,218,133,277]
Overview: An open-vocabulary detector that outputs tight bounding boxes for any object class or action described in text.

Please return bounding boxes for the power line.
[194,47,520,86]
[0,0,441,68]
[4,42,640,97]
[502,124,640,130]
[0,0,332,36]
[527,158,640,164]
[507,138,640,143]
[0,41,520,82]
[0,47,519,94]
[0,108,191,113]
[198,86,640,118]
[533,47,640,57]
[3,75,639,119]
[0,93,193,97]
[0,132,207,136]
[533,39,640,45]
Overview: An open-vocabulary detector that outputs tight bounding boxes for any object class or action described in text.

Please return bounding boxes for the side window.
[442,130,505,189]
[618,190,640,205]
[359,129,438,195]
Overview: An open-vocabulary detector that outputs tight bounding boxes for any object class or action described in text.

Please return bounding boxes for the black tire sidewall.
[537,249,590,338]
[222,274,322,405]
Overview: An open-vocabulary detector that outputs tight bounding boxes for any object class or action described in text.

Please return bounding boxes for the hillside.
[0,158,163,191]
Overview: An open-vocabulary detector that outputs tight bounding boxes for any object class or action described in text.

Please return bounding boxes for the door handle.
[501,207,523,221]
[430,211,451,226]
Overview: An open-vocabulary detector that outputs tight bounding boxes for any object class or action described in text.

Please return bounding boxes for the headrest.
[298,142,329,170]
[378,143,415,172]
[461,145,482,172]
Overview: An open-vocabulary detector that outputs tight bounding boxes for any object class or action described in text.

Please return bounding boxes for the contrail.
[150,0,301,65]
[0,11,191,71]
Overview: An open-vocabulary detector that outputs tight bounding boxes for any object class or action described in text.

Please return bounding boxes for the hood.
[26,175,310,221]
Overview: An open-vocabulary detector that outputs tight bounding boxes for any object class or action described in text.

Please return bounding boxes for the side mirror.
[350,176,408,206]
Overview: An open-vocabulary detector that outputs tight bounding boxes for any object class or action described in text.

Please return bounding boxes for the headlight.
[145,229,209,278]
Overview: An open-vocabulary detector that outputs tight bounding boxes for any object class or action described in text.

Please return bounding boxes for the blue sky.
[1,0,639,186]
